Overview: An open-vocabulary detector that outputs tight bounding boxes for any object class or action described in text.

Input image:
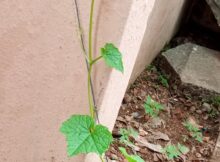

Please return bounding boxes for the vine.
[60,0,124,161]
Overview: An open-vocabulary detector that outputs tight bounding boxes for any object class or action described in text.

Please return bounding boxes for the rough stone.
[162,43,220,94]
[190,106,196,112]
[202,103,212,112]
[206,0,220,26]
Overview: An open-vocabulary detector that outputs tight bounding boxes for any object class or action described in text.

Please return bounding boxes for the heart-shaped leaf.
[101,43,124,72]
[60,115,113,156]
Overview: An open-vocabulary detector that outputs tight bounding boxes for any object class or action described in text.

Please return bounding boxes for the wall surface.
[86,0,185,161]
[0,0,185,162]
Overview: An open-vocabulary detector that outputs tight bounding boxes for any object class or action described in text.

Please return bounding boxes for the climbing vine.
[60,0,124,161]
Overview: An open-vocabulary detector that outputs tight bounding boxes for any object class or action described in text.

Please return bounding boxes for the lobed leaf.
[101,43,124,72]
[60,115,113,156]
[164,145,181,159]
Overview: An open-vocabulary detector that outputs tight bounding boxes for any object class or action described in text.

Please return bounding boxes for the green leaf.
[183,121,203,142]
[60,115,113,156]
[101,43,124,72]
[144,96,163,117]
[193,132,203,143]
[164,145,181,159]
[119,147,144,162]
[177,143,189,155]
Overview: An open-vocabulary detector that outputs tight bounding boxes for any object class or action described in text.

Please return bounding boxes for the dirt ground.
[106,59,220,162]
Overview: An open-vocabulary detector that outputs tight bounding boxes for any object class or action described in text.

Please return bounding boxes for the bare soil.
[106,59,220,162]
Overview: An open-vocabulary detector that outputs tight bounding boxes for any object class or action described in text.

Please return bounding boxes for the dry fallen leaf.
[136,136,163,153]
[151,131,170,141]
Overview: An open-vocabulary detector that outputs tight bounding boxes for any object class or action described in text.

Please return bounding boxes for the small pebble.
[132,112,141,119]
[190,106,196,112]
[202,103,211,112]
[140,90,147,97]
[196,109,202,114]
[196,153,202,158]
[203,115,209,120]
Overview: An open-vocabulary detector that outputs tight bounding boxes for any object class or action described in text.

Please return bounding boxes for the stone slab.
[206,0,220,26]
[162,43,220,94]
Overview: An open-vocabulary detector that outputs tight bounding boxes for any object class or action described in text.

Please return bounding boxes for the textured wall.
[0,0,133,161]
[130,0,185,83]
[86,0,185,161]
[0,0,185,162]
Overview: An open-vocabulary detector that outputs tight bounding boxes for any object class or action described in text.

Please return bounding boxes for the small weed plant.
[208,108,219,118]
[207,96,220,107]
[119,128,138,144]
[119,147,144,162]
[146,64,157,72]
[158,74,169,88]
[183,121,203,143]
[144,96,163,117]
[163,143,189,160]
[60,0,124,161]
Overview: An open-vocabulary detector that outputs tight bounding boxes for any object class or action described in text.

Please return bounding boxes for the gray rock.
[162,43,220,94]
[190,106,196,112]
[131,112,141,119]
[202,103,212,112]
[196,109,203,114]
[203,114,209,120]
[206,0,220,26]
[147,117,165,128]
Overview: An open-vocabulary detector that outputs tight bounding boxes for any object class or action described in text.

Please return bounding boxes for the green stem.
[99,156,104,162]
[89,0,95,62]
[88,67,95,119]
[90,55,103,66]
[87,0,96,120]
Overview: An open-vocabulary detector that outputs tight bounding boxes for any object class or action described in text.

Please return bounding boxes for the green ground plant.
[119,128,138,144]
[183,121,203,143]
[208,96,220,107]
[158,74,169,88]
[208,108,219,118]
[119,147,144,162]
[144,96,163,117]
[60,0,124,161]
[146,64,157,72]
[163,143,189,160]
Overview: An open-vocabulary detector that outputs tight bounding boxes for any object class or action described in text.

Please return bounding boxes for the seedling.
[208,108,219,118]
[158,74,169,88]
[182,135,189,142]
[144,96,163,117]
[60,0,124,160]
[207,96,220,107]
[163,143,189,160]
[183,121,203,143]
[119,147,144,162]
[146,64,157,72]
[163,144,181,159]
[178,143,190,155]
[120,128,138,142]
[119,128,138,147]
